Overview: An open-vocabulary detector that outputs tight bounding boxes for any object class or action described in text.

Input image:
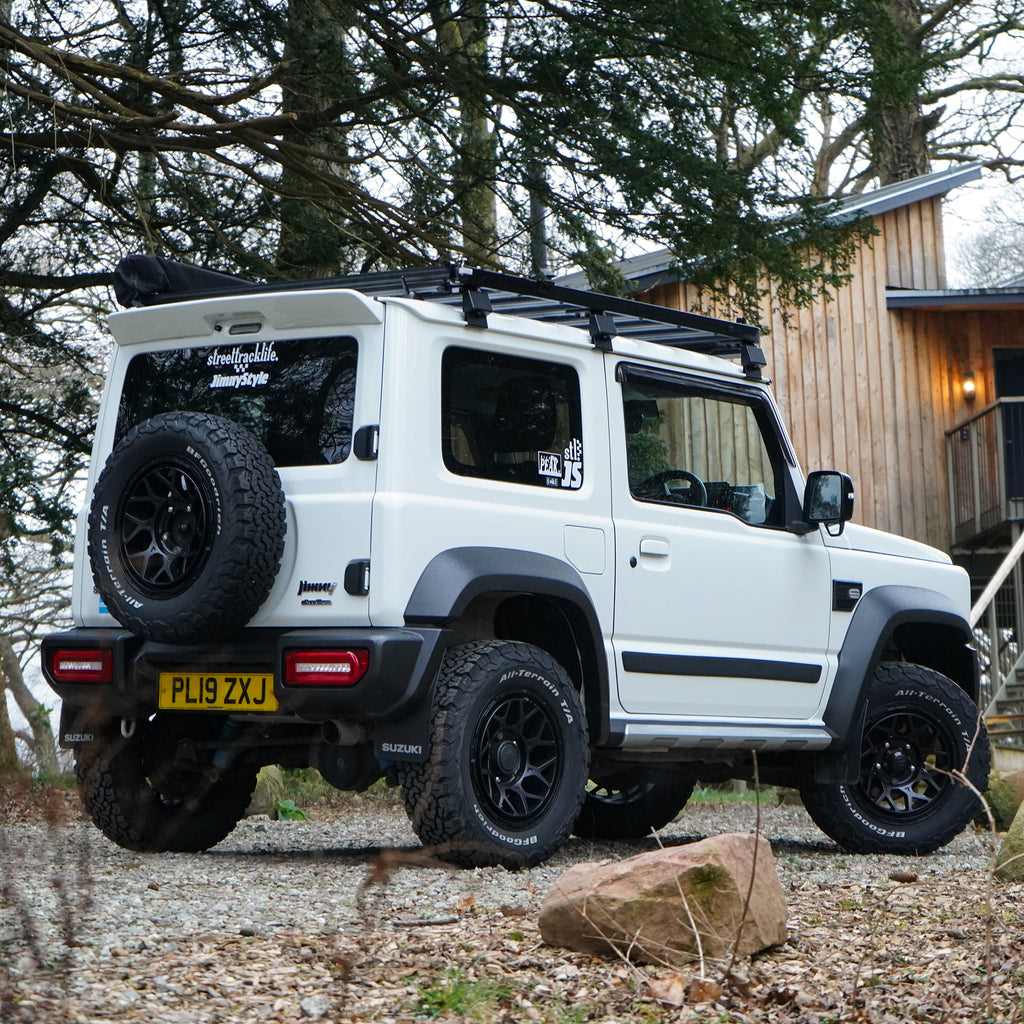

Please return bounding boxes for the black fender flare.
[404,546,609,743]
[817,584,978,783]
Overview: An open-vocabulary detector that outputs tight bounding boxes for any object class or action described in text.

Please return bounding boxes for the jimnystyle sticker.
[208,341,278,389]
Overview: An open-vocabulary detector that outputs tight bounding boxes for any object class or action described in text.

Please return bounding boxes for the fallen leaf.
[888,871,918,883]
[648,973,689,1006]
[686,977,724,1003]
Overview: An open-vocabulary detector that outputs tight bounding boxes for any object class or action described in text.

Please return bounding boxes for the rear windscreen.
[115,337,358,466]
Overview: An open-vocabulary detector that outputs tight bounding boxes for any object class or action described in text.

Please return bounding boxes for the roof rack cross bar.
[457,266,760,346]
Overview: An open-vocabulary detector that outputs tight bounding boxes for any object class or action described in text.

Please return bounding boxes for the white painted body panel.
[73,279,972,751]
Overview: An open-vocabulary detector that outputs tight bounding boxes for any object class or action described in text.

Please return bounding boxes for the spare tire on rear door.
[87,411,286,644]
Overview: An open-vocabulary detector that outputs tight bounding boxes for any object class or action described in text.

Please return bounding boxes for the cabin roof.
[886,286,1024,312]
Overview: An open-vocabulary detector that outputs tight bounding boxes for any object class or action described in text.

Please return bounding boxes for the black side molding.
[621,652,822,684]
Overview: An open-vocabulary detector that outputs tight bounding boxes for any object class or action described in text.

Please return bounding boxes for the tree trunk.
[0,633,59,776]
[0,677,20,781]
[276,0,354,278]
[435,0,498,266]
[867,0,936,185]
[526,157,550,278]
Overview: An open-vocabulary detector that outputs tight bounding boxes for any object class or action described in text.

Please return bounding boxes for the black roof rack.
[112,255,766,377]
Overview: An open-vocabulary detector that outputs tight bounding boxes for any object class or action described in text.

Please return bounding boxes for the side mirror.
[803,471,854,535]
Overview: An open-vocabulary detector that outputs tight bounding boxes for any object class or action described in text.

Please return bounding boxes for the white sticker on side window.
[538,438,583,489]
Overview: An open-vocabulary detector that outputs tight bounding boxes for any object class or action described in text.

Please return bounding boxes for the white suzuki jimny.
[42,257,989,867]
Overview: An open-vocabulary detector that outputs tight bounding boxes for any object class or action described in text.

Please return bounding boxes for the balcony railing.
[947,397,1024,547]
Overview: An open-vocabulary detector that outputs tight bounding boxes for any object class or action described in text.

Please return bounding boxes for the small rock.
[888,871,918,883]
[300,994,331,1018]
[995,799,1024,882]
[247,765,286,818]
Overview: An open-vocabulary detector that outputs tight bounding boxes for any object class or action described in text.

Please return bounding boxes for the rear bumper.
[41,625,448,724]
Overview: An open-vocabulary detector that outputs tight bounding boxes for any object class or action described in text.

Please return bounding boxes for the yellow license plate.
[158,672,279,711]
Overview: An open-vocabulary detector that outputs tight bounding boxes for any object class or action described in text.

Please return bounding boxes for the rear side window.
[442,347,584,490]
[115,337,357,466]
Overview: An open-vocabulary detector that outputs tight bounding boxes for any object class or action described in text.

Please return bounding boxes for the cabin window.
[621,369,786,527]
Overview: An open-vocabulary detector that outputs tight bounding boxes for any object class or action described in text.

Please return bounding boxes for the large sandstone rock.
[539,832,787,964]
[995,798,1024,882]
[980,771,1024,831]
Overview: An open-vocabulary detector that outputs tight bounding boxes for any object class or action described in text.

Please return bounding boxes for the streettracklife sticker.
[208,341,278,389]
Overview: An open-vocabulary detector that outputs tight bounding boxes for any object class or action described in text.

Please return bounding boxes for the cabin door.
[994,349,1024,499]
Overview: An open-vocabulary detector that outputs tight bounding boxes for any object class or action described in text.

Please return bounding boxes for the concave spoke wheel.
[857,710,948,818]
[573,768,694,840]
[398,640,589,868]
[798,662,990,855]
[121,461,214,594]
[473,694,560,826]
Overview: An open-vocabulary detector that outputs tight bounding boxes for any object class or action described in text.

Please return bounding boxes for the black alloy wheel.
[399,640,589,868]
[472,691,562,828]
[573,768,695,840]
[799,662,990,854]
[853,706,953,820]
[119,459,216,596]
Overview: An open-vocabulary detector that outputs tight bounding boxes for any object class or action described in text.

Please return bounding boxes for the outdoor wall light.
[962,371,977,400]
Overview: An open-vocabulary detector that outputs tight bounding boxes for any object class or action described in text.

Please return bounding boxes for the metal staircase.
[986,672,1024,742]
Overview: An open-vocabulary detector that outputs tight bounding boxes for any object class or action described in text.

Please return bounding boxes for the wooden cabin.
[561,165,1024,736]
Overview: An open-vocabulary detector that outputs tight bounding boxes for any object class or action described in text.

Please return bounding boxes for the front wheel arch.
[820,587,978,780]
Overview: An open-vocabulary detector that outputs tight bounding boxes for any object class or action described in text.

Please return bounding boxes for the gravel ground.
[2,797,1022,1023]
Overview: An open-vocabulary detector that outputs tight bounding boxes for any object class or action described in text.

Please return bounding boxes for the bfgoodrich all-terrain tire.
[800,662,990,854]
[75,716,257,853]
[87,411,286,644]
[399,641,589,868]
[573,767,695,840]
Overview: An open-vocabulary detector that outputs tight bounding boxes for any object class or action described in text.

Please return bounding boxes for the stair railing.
[970,526,1024,720]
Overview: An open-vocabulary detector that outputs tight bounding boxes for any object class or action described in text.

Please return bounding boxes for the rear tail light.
[49,649,114,684]
[284,650,369,686]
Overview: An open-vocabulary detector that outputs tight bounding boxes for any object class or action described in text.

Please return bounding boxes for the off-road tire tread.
[87,411,286,644]
[399,640,589,869]
[799,662,990,855]
[75,730,257,853]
